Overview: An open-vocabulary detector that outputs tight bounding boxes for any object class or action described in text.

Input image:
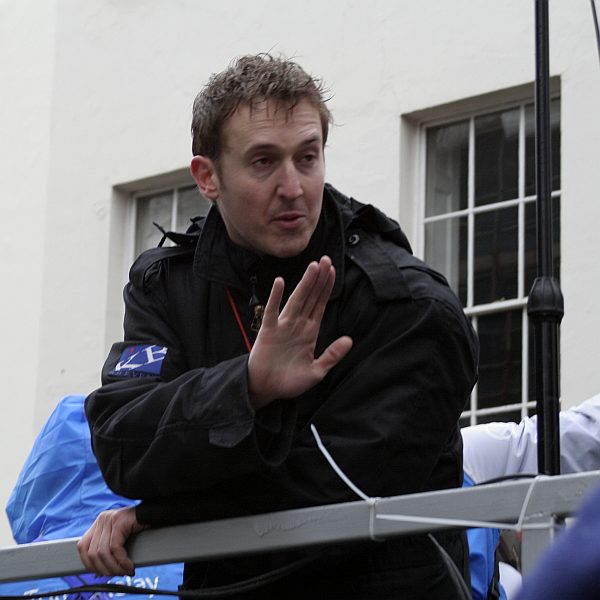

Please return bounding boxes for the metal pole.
[527,0,564,475]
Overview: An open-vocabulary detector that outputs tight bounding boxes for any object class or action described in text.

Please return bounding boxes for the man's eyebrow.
[244,136,323,155]
[298,136,323,148]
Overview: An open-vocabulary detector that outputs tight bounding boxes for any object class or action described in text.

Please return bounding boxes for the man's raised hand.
[247,255,353,409]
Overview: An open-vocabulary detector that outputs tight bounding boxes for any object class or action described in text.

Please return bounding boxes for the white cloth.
[462,393,600,483]
[499,562,522,599]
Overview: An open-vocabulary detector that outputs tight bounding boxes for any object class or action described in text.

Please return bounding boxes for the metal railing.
[1,470,599,584]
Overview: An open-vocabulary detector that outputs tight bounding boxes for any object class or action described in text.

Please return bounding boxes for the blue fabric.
[0,568,182,599]
[0,394,183,597]
[515,484,600,600]
[464,473,507,600]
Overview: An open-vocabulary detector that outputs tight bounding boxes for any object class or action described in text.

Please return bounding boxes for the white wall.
[0,0,57,545]
[1,0,599,546]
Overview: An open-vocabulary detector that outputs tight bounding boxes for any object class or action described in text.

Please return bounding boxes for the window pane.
[425,216,467,305]
[425,121,469,217]
[477,310,523,409]
[135,191,173,258]
[524,196,561,293]
[525,98,561,197]
[474,207,518,304]
[424,99,561,429]
[475,109,519,206]
[176,185,211,232]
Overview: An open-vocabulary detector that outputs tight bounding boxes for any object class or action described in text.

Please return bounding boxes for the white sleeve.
[462,393,600,483]
[462,419,538,483]
[558,393,600,473]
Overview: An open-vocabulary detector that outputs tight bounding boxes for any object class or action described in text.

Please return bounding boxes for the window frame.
[415,90,561,425]
[127,181,210,266]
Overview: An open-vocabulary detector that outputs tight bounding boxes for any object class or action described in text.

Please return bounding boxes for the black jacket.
[86,184,478,597]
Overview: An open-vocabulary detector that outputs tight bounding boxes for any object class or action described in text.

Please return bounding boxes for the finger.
[283,260,320,316]
[298,258,334,319]
[110,527,136,576]
[306,264,336,323]
[81,519,109,576]
[77,527,95,573]
[261,277,285,328]
[282,258,329,319]
[114,509,142,576]
[314,336,353,374]
[93,515,129,576]
[92,517,123,576]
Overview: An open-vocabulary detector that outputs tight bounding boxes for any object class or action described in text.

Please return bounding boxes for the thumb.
[314,336,353,374]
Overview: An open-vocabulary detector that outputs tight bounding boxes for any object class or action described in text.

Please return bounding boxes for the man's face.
[192,98,326,258]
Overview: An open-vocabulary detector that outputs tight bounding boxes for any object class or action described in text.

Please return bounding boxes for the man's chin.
[266,240,311,259]
[269,247,309,259]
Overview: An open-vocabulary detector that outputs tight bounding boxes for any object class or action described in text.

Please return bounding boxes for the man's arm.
[86,256,352,499]
[462,393,600,483]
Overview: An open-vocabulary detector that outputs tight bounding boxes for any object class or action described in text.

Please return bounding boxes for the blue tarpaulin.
[1,394,183,597]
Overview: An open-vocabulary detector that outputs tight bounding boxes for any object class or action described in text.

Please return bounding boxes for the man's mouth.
[272,213,306,229]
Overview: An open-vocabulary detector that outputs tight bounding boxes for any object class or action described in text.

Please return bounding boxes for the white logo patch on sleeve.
[109,344,168,377]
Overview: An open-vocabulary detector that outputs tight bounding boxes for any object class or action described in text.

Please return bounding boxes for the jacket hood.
[6,395,136,543]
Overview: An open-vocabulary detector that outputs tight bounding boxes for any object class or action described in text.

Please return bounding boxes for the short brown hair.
[191,54,332,160]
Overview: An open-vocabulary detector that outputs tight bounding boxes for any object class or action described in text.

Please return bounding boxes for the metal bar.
[528,0,563,475]
[1,471,599,583]
[534,0,553,280]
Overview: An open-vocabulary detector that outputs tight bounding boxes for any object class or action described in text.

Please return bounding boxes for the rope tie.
[310,424,383,541]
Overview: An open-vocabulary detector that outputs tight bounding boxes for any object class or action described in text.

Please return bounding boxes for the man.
[79,54,478,599]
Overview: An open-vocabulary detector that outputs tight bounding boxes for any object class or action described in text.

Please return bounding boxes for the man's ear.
[191,156,220,201]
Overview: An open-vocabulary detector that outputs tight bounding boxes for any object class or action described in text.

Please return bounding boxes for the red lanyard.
[225,286,253,352]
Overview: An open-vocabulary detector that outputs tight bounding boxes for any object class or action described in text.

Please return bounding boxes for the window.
[422,98,561,425]
[132,184,210,258]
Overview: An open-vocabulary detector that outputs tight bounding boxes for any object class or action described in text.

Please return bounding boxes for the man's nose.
[277,161,303,200]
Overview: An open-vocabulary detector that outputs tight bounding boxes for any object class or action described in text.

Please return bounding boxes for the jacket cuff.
[206,356,297,467]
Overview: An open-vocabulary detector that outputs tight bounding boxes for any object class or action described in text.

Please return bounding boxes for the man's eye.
[252,157,271,167]
[302,153,317,163]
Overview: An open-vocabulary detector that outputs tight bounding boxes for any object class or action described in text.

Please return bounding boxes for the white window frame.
[127,182,207,266]
[413,88,560,425]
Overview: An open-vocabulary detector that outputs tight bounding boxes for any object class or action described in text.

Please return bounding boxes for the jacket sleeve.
[462,392,600,481]
[462,420,539,482]
[86,257,296,500]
